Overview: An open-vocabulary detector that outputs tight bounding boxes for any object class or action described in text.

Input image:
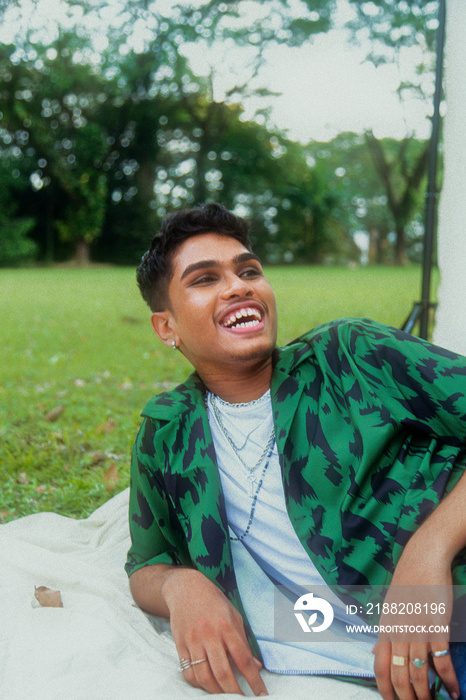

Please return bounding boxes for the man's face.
[153,233,278,376]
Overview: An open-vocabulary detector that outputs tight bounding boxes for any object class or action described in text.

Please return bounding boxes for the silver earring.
[171,340,177,350]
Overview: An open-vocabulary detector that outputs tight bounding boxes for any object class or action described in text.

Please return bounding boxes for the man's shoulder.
[280,317,388,358]
[140,372,206,422]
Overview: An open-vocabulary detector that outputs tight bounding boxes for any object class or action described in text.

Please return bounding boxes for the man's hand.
[372,537,459,700]
[130,564,268,696]
[163,568,267,696]
[371,465,466,700]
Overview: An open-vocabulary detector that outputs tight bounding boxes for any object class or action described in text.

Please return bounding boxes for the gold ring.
[190,658,207,667]
[392,655,408,666]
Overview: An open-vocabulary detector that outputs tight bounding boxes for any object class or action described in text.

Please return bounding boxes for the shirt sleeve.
[125,417,190,577]
[327,319,466,445]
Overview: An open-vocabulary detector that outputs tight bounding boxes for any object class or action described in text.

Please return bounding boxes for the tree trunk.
[368,227,389,264]
[393,226,408,265]
[73,238,91,266]
[45,197,55,264]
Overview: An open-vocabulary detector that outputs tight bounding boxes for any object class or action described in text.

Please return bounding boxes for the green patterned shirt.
[126,318,466,656]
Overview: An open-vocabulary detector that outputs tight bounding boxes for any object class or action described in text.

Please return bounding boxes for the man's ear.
[150,311,178,349]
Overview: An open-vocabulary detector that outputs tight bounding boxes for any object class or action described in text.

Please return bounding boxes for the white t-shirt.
[206,390,376,677]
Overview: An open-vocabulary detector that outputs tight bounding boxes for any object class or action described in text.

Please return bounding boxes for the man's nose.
[220,273,252,298]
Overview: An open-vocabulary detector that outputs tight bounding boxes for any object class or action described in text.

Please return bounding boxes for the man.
[126,203,466,699]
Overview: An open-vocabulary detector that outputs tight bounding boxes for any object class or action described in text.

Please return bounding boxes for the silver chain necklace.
[209,393,275,497]
[229,441,275,542]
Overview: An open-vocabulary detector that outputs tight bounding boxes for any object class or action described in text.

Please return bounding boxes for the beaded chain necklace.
[209,392,275,497]
[229,440,275,542]
[206,392,276,542]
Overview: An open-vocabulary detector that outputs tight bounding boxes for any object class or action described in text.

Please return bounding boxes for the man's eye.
[191,274,216,285]
[240,267,261,278]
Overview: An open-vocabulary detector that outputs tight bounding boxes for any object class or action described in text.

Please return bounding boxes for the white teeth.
[222,307,262,328]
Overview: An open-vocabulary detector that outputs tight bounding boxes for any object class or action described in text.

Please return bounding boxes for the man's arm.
[373,469,466,700]
[130,564,268,697]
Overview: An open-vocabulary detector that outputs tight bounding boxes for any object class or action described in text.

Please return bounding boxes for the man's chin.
[225,340,276,366]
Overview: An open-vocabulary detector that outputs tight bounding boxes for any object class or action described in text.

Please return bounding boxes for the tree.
[0,38,111,262]
[344,0,439,264]
[306,132,430,265]
[364,131,429,264]
[0,0,342,264]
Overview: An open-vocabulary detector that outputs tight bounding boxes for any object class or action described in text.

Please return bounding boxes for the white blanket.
[0,490,379,699]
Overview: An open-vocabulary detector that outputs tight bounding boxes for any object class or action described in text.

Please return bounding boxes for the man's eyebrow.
[235,252,262,265]
[179,252,262,281]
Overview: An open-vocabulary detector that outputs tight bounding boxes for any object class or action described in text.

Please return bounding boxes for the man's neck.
[199,356,273,404]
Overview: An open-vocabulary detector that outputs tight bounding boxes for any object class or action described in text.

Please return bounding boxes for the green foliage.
[0,265,437,522]
[0,155,38,265]
[0,216,37,265]
[0,4,347,266]
[347,0,439,53]
[0,0,439,267]
[346,0,439,102]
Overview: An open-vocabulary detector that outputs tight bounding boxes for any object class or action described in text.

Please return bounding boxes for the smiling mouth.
[221,306,263,329]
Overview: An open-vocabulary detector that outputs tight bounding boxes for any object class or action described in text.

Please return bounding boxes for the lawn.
[0,264,437,523]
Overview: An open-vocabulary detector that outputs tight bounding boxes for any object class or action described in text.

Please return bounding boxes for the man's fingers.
[389,643,416,700]
[407,644,430,700]
[431,645,460,700]
[373,642,396,700]
[179,647,233,695]
[179,637,266,697]
[191,648,245,696]
[230,647,268,697]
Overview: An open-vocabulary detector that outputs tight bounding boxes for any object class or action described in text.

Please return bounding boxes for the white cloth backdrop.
[0,488,379,700]
[433,0,466,355]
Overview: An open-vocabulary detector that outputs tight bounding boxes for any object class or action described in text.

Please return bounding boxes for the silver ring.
[179,657,191,672]
[411,658,426,668]
[190,658,207,667]
[432,649,450,658]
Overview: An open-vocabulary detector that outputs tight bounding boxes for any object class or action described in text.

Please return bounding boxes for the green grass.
[0,264,437,523]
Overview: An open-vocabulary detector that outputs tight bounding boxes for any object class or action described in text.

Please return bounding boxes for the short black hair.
[137,203,252,311]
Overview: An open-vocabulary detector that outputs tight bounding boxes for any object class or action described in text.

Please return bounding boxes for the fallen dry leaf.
[95,419,116,435]
[90,450,107,464]
[45,405,65,422]
[34,586,63,608]
[35,485,47,494]
[102,462,119,491]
